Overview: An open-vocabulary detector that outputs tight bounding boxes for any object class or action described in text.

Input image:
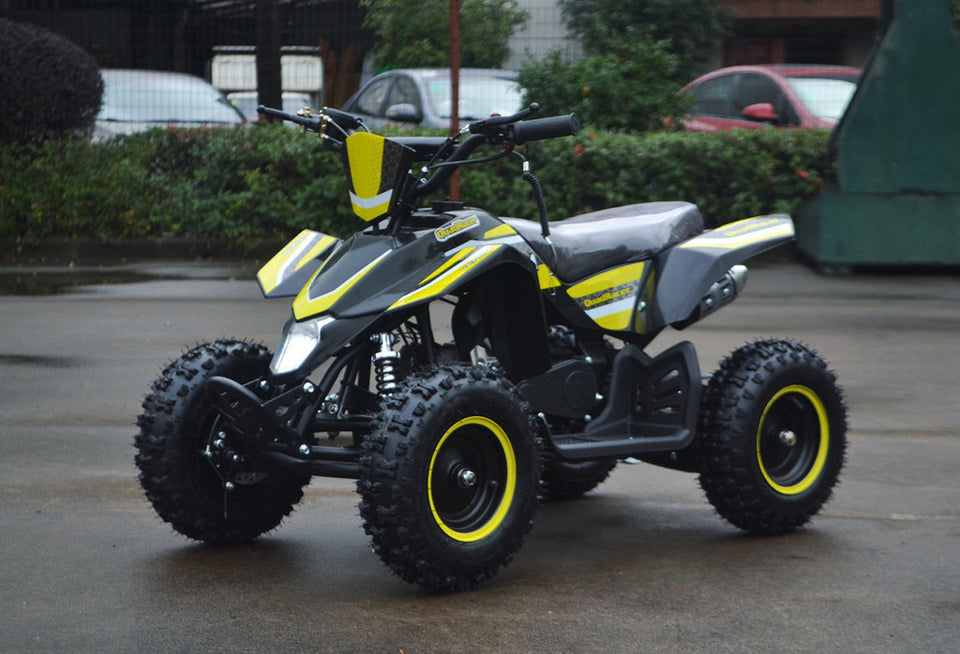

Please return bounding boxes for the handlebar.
[511,114,581,144]
[256,105,363,135]
[257,105,321,130]
[257,102,580,206]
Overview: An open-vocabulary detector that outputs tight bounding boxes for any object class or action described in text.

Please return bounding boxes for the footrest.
[547,341,700,461]
[551,428,694,460]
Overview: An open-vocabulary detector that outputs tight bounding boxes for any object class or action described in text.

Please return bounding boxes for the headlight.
[271,315,334,376]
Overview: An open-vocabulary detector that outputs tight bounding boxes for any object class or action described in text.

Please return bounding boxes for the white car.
[341,68,523,129]
[95,69,245,139]
[227,91,313,124]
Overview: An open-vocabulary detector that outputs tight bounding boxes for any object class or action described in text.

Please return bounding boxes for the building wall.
[719,0,881,20]
[719,0,882,67]
[504,0,580,70]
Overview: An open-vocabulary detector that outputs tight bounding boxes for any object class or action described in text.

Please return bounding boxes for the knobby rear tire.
[541,459,617,501]
[698,339,847,534]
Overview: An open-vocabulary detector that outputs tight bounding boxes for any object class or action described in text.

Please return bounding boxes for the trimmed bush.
[461,128,832,227]
[0,124,832,254]
[0,19,103,144]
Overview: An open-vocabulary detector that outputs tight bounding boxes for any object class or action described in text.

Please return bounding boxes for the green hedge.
[0,124,832,253]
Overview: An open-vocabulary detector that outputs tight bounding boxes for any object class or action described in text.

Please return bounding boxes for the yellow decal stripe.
[389,245,501,310]
[293,250,390,320]
[537,264,562,289]
[680,217,794,250]
[257,230,328,294]
[297,235,337,271]
[567,262,646,299]
[592,309,634,331]
[419,247,476,285]
[483,224,517,240]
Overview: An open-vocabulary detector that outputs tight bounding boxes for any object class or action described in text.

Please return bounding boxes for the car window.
[691,75,737,118]
[424,76,521,120]
[784,77,857,121]
[732,73,799,124]
[355,76,393,116]
[733,74,780,109]
[386,75,420,110]
[100,75,243,123]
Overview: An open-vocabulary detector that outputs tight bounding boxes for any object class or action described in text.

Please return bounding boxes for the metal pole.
[449,0,461,201]
[256,0,282,121]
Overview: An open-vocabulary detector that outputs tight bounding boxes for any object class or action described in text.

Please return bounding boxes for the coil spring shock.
[372,333,401,395]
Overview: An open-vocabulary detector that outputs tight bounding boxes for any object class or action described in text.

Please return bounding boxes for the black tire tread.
[357,364,541,591]
[134,339,309,544]
[698,339,847,534]
[541,459,617,501]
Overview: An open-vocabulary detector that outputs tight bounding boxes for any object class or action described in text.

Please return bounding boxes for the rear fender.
[652,215,794,326]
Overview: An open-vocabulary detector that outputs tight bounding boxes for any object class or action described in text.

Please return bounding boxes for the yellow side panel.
[537,264,561,289]
[567,261,646,332]
[567,261,646,299]
[591,309,635,331]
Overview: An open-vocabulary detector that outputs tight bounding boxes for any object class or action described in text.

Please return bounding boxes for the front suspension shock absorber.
[372,333,401,395]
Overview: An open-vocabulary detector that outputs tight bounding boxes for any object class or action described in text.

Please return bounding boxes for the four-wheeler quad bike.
[135,102,847,592]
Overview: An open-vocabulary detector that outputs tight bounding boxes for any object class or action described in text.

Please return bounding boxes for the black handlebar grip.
[511,113,581,144]
[257,105,293,121]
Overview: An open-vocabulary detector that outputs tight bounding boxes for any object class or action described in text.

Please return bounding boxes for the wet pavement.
[1,260,958,653]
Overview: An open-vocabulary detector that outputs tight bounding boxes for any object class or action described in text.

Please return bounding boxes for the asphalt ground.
[0,260,957,653]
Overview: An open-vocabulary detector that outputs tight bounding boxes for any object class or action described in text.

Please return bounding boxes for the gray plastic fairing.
[651,214,794,327]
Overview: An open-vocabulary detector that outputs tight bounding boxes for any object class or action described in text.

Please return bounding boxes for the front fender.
[257,230,341,298]
[292,216,540,321]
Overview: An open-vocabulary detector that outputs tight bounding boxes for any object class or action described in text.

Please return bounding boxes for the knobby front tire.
[358,365,541,592]
[135,339,310,544]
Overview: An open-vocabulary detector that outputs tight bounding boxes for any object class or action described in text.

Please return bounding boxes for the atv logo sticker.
[434,215,480,242]
[566,261,647,332]
[582,286,633,308]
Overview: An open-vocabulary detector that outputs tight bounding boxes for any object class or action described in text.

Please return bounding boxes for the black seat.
[505,201,704,282]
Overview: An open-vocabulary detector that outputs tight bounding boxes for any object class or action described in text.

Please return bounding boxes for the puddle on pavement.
[0,353,83,367]
[0,263,256,296]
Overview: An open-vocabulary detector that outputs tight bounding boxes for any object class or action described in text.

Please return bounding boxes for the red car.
[680,64,860,131]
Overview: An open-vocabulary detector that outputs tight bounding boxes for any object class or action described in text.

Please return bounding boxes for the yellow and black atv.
[135,103,846,592]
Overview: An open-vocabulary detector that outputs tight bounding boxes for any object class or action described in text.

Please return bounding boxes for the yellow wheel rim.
[756,385,830,496]
[427,416,517,542]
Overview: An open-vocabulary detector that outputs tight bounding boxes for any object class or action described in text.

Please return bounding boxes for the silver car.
[95,69,245,139]
[341,68,523,129]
